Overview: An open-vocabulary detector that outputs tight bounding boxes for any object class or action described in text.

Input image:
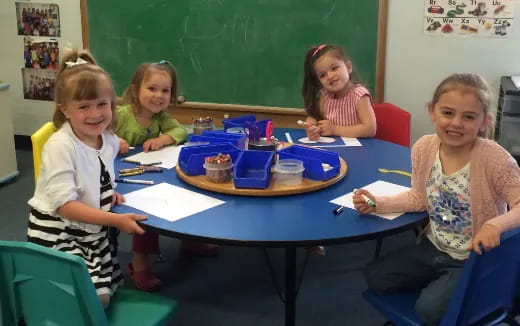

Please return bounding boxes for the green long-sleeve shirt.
[115,104,187,146]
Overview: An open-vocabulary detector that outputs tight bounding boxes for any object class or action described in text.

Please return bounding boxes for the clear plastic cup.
[273,159,305,186]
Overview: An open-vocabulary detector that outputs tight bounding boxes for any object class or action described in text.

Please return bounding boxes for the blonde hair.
[431,73,492,138]
[53,49,117,131]
[121,61,178,115]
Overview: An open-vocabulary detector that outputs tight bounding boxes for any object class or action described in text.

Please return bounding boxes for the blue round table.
[113,129,426,326]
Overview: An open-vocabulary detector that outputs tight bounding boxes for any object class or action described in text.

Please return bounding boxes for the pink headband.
[312,44,327,56]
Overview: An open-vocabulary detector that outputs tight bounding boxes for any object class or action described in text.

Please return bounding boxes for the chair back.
[0,240,108,326]
[440,227,520,325]
[373,103,411,147]
[0,241,177,326]
[363,228,520,326]
[31,122,56,181]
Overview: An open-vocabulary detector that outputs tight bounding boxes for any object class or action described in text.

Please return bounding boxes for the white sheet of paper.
[330,180,410,220]
[313,137,362,147]
[123,182,225,222]
[123,145,183,169]
[298,136,336,143]
[341,137,362,146]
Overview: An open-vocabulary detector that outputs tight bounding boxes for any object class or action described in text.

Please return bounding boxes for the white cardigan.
[28,122,119,232]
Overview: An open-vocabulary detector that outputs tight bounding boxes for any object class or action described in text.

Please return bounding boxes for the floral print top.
[426,151,472,260]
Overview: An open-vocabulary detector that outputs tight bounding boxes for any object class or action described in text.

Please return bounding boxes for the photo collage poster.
[15,2,60,101]
[424,0,515,37]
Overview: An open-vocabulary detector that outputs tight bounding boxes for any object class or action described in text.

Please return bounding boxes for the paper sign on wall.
[424,0,515,37]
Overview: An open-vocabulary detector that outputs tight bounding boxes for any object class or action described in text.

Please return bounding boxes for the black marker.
[333,205,344,215]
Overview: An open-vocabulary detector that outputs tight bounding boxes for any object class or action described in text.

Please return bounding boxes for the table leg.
[285,247,296,326]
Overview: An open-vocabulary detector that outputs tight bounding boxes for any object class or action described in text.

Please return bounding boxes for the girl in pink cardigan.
[354,73,520,326]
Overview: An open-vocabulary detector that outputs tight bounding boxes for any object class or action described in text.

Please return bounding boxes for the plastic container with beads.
[203,153,233,183]
[192,117,214,135]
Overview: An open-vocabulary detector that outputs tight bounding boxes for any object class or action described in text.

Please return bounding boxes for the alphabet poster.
[424,0,515,37]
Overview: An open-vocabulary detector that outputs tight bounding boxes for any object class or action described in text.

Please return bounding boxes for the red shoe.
[180,242,219,257]
[127,263,162,292]
[308,246,327,256]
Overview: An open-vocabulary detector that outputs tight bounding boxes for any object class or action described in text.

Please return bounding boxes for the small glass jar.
[192,117,214,135]
[203,153,233,183]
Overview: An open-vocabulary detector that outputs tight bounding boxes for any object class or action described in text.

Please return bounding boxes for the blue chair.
[363,228,520,326]
[0,240,177,326]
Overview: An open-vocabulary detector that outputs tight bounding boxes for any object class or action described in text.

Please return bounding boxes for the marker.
[119,171,144,177]
[138,166,163,172]
[115,178,154,185]
[119,168,144,174]
[122,158,141,164]
[333,205,345,215]
[353,188,376,207]
[140,162,162,166]
[297,120,319,131]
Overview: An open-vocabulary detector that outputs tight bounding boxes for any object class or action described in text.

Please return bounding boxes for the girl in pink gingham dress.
[301,44,376,141]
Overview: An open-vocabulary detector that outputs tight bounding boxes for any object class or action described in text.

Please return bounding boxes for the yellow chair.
[31,122,56,181]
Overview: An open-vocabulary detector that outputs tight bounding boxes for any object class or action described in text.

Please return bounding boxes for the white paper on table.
[330,180,410,220]
[298,136,335,143]
[123,145,183,169]
[311,137,362,147]
[122,182,225,222]
[340,137,362,146]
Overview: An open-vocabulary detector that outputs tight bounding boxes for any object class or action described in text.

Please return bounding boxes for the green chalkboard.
[87,0,380,108]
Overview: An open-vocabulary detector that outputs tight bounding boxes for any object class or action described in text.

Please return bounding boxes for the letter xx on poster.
[424,0,515,37]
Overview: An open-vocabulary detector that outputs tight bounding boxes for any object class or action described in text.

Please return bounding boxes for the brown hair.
[121,61,178,114]
[431,73,492,138]
[301,44,363,120]
[53,49,117,131]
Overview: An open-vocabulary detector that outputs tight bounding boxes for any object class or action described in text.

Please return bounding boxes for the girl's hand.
[353,189,377,215]
[143,137,165,152]
[305,124,321,141]
[119,138,130,154]
[116,213,147,235]
[111,191,125,207]
[318,120,334,136]
[468,224,501,255]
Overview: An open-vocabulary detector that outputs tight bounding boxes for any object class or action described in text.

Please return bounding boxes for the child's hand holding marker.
[297,120,320,141]
[353,188,377,215]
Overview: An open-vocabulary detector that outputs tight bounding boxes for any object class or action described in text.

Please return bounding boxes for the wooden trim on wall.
[170,102,306,128]
[375,0,388,103]
[80,0,89,49]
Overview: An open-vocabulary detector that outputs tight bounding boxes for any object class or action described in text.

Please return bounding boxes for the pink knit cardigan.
[376,134,520,235]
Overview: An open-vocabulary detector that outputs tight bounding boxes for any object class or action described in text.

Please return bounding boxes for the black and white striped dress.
[27,157,122,296]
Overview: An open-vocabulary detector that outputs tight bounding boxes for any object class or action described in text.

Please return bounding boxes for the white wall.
[385,0,520,143]
[0,0,83,135]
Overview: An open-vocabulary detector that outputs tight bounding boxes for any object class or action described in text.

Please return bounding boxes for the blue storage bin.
[188,131,247,150]
[222,115,256,131]
[222,115,272,138]
[233,150,273,189]
[278,145,340,181]
[178,143,240,176]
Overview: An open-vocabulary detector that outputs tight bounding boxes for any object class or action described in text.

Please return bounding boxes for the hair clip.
[312,44,327,56]
[158,60,173,65]
[64,57,88,68]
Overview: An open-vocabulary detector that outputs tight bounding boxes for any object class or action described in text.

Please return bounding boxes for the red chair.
[372,103,413,258]
[373,103,411,148]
